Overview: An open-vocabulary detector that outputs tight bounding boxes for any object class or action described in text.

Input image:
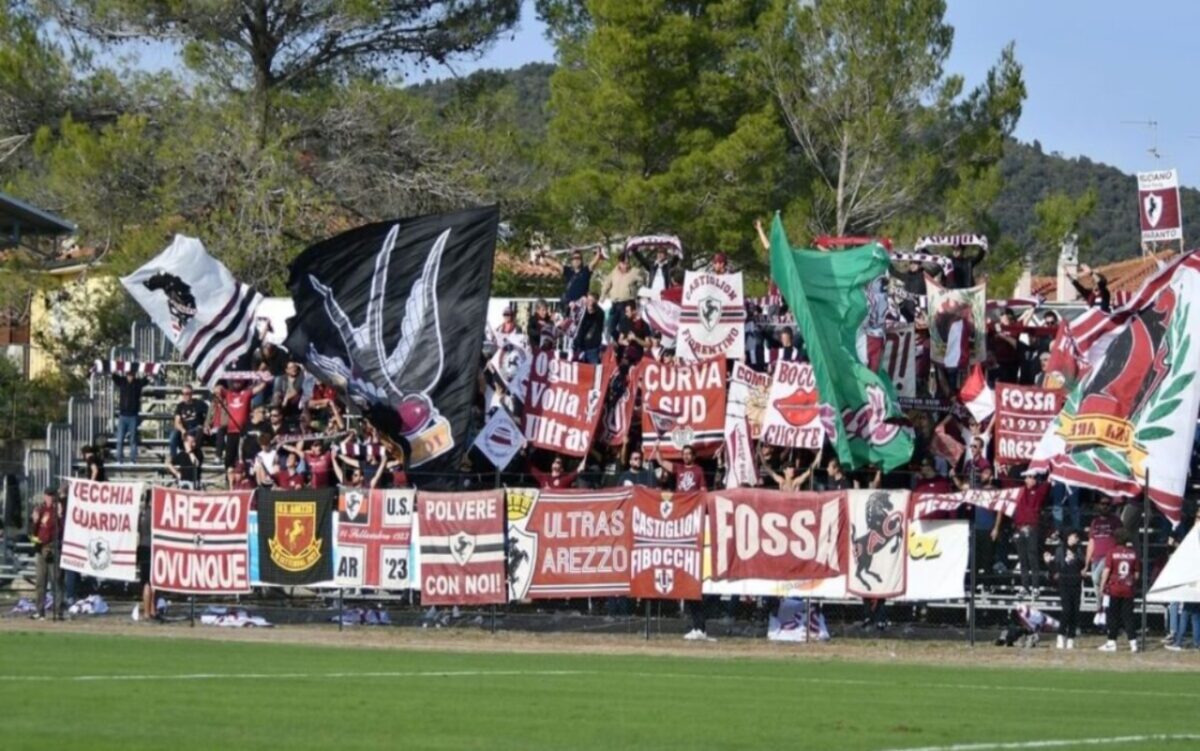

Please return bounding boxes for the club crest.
[449,530,476,566]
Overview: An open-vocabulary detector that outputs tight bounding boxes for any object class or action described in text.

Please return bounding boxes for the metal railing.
[46,422,71,484]
[68,396,95,453]
[131,320,177,364]
[23,447,52,498]
[90,372,114,436]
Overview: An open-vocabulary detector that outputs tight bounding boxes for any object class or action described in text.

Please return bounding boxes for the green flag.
[769,216,913,471]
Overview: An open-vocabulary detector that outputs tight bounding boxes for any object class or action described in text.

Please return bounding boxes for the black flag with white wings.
[284,207,500,484]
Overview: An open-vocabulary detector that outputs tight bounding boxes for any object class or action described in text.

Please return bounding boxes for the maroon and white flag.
[61,478,144,582]
[761,360,826,449]
[677,271,746,361]
[1138,169,1183,243]
[522,350,612,458]
[994,383,1063,466]
[418,490,507,605]
[336,488,415,589]
[151,488,253,594]
[630,489,705,600]
[707,489,847,582]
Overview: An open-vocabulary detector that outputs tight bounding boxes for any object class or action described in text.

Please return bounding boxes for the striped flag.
[121,235,262,385]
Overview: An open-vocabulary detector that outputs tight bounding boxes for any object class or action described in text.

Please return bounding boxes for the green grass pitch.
[1,631,1197,750]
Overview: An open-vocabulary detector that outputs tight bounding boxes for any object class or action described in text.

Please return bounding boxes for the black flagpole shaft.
[644,599,651,641]
[189,596,195,628]
[338,588,344,633]
[1140,470,1149,646]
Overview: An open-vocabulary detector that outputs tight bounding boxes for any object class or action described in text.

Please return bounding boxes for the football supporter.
[600,252,646,339]
[29,488,62,621]
[994,472,1048,596]
[652,443,706,492]
[166,432,204,488]
[614,449,657,488]
[987,308,1020,385]
[530,454,584,490]
[1069,263,1111,312]
[307,380,343,431]
[1097,528,1140,652]
[818,457,852,491]
[995,604,1059,648]
[82,444,106,482]
[573,291,605,364]
[213,379,252,469]
[228,462,256,491]
[631,242,680,292]
[304,441,334,489]
[1085,498,1121,626]
[275,449,308,489]
[561,248,601,306]
[113,370,149,464]
[1046,530,1085,649]
[252,432,279,488]
[168,385,207,460]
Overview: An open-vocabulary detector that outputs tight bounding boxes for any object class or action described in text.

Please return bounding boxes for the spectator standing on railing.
[113,371,148,464]
[561,248,601,307]
[29,488,62,620]
[168,385,208,460]
[1097,528,1141,652]
[632,243,680,292]
[601,253,646,340]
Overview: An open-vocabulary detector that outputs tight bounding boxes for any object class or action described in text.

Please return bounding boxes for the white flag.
[121,235,262,385]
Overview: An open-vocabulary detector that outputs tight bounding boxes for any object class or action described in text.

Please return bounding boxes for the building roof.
[0,190,76,241]
[1030,249,1177,301]
[494,251,561,281]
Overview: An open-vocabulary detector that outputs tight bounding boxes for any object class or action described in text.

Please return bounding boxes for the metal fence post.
[968,525,977,647]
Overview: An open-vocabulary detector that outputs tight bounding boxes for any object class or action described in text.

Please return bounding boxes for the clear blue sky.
[125,0,1200,187]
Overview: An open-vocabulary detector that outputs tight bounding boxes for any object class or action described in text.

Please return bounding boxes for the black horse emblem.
[851,492,904,590]
[143,271,197,331]
[506,543,528,588]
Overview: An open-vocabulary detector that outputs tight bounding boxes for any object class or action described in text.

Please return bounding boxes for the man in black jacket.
[114,372,148,463]
[573,292,605,364]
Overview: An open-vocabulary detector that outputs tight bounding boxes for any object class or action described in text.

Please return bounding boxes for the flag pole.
[1140,469,1150,648]
[968,521,977,647]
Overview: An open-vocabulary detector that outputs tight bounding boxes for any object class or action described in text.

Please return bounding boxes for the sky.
[120,0,1200,187]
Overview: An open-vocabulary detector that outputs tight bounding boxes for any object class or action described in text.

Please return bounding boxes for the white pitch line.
[0,670,591,683]
[876,734,1200,751]
[0,670,1197,703]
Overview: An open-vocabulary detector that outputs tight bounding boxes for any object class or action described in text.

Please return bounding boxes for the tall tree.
[46,0,522,140]
[542,0,786,263]
[1032,188,1098,267]
[755,0,1024,237]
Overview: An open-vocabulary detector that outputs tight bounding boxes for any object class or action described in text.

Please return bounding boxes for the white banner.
[473,407,525,470]
[336,488,415,589]
[723,362,768,488]
[846,489,907,598]
[898,520,970,601]
[61,478,145,582]
[760,360,825,449]
[1137,168,1183,243]
[677,272,745,361]
[1148,525,1200,603]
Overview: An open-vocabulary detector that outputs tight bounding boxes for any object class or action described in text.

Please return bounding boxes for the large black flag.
[284,207,500,482]
[257,488,336,586]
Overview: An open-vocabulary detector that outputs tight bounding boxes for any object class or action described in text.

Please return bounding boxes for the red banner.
[994,382,1063,465]
[151,488,253,595]
[706,489,846,582]
[506,488,632,599]
[630,489,704,599]
[640,358,726,459]
[418,490,506,605]
[335,488,415,589]
[522,350,612,457]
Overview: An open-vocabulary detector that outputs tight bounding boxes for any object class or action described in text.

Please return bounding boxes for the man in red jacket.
[993,471,1048,596]
[29,488,62,621]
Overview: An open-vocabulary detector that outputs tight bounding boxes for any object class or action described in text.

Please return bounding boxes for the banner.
[723,363,768,488]
[926,276,986,367]
[1148,525,1200,603]
[761,360,826,449]
[486,340,532,403]
[846,490,908,598]
[910,487,1020,520]
[120,235,262,386]
[706,489,846,583]
[994,383,1063,466]
[61,479,143,582]
[1137,168,1183,243]
[677,271,746,361]
[629,489,704,600]
[770,217,913,471]
[335,488,415,589]
[1031,251,1200,522]
[284,207,500,478]
[640,358,725,459]
[473,408,525,470]
[150,488,252,594]
[898,520,970,602]
[522,350,611,457]
[418,490,506,605]
[882,325,918,399]
[256,488,335,586]
[506,488,632,599]
[598,359,637,447]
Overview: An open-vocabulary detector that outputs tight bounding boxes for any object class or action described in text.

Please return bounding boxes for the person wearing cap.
[29,488,63,620]
[561,247,601,306]
[994,471,1049,596]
